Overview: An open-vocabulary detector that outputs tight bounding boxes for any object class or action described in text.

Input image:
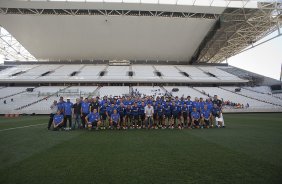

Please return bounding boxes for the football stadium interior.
[0,0,282,114]
[1,1,282,184]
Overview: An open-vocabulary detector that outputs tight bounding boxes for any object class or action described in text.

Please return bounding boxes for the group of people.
[48,94,225,131]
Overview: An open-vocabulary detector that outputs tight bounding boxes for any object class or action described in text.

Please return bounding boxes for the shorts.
[193,120,199,126]
[133,115,139,120]
[172,114,179,120]
[139,114,145,121]
[158,115,164,120]
[216,117,223,122]
[89,121,98,127]
[112,121,118,126]
[164,114,171,119]
[100,114,107,120]
[204,119,210,126]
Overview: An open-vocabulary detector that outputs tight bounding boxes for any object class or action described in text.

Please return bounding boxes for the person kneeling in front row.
[85,108,101,130]
[52,110,64,131]
[191,107,201,129]
[110,109,121,130]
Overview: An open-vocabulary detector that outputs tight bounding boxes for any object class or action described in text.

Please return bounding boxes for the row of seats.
[194,87,277,108]
[222,86,282,106]
[0,65,243,81]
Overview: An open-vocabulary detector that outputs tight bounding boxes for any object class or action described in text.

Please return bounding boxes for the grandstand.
[0,0,281,115]
[1,1,282,184]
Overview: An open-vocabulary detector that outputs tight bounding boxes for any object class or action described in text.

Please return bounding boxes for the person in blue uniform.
[192,98,201,112]
[152,101,158,126]
[57,96,65,114]
[163,101,172,128]
[131,102,139,128]
[63,98,73,129]
[191,107,201,128]
[156,103,164,128]
[110,109,120,129]
[186,96,193,123]
[181,103,189,128]
[85,108,101,130]
[125,105,132,128]
[99,102,108,129]
[53,110,64,131]
[201,104,211,128]
[171,101,181,129]
[80,98,90,129]
[139,102,146,128]
[211,104,222,128]
[118,103,126,129]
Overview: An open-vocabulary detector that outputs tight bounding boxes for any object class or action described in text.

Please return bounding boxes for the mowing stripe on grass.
[0,123,45,132]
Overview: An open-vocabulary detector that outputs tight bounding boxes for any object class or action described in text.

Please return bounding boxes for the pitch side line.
[0,123,45,132]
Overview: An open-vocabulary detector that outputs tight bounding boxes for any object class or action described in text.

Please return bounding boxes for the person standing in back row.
[63,98,73,130]
[145,103,154,129]
[72,98,81,129]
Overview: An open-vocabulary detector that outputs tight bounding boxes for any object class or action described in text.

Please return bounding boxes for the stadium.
[0,0,282,183]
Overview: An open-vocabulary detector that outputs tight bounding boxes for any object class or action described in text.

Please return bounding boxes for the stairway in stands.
[191,87,210,97]
[14,86,71,111]
[159,86,172,97]
[88,86,102,98]
[0,89,29,101]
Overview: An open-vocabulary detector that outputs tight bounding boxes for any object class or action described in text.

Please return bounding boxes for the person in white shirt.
[48,100,58,130]
[144,103,154,129]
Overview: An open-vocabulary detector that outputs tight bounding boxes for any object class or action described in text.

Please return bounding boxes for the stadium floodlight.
[0,27,37,62]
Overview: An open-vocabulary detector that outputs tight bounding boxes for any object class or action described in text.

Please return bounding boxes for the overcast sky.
[228,31,282,80]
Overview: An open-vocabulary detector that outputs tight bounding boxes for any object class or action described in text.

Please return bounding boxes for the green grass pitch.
[0,113,282,184]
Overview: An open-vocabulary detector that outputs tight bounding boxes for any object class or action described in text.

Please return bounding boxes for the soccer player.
[144,103,154,129]
[90,97,100,112]
[48,100,58,130]
[110,109,120,129]
[63,98,73,130]
[139,102,146,128]
[181,103,189,128]
[152,101,158,127]
[81,98,90,129]
[52,110,64,131]
[191,107,201,128]
[118,103,126,129]
[199,97,205,112]
[57,96,65,114]
[99,102,108,129]
[125,105,132,129]
[106,103,116,121]
[186,96,193,124]
[163,101,172,128]
[213,95,222,109]
[211,104,221,127]
[201,104,212,128]
[131,102,139,128]
[72,98,81,129]
[156,103,164,129]
[85,108,101,130]
[192,97,201,113]
[171,101,181,129]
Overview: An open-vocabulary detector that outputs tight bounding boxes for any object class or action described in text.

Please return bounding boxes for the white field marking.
[0,123,46,132]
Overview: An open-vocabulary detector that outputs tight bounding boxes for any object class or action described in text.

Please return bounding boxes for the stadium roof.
[0,0,281,63]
